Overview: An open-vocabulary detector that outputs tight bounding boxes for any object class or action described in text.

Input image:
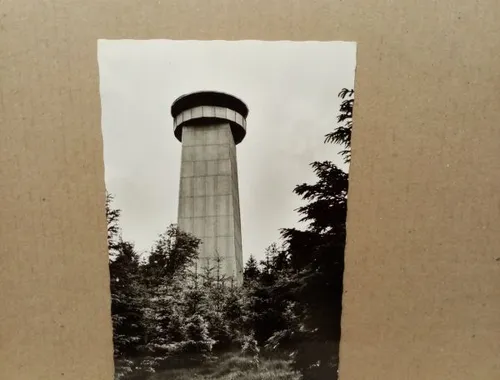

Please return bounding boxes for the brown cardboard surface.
[1,1,499,379]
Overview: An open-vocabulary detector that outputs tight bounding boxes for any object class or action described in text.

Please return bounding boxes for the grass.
[149,352,300,380]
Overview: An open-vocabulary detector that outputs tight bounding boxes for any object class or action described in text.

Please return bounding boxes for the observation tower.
[171,91,248,283]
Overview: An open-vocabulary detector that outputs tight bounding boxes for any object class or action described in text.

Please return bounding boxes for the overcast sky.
[98,39,356,264]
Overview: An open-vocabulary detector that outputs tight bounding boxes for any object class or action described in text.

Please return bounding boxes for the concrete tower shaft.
[171,91,248,284]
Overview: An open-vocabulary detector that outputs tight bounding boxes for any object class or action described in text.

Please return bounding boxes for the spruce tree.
[223,283,245,347]
[243,255,260,285]
[324,88,354,164]
[200,255,233,352]
[142,224,201,288]
[106,192,122,257]
[139,225,202,372]
[110,240,147,358]
[274,88,354,380]
[242,244,293,347]
[106,194,149,379]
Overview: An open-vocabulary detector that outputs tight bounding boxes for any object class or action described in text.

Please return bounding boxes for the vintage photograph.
[98,39,356,380]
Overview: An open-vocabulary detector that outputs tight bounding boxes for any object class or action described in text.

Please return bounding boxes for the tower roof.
[171,90,249,145]
[171,91,249,119]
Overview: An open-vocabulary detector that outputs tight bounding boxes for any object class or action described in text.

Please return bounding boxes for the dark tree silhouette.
[109,240,147,358]
[243,255,260,285]
[324,88,354,163]
[106,192,122,254]
[106,196,150,379]
[279,162,348,380]
[266,88,354,380]
[242,245,295,347]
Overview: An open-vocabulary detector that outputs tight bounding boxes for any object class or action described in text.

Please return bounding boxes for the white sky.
[98,40,356,264]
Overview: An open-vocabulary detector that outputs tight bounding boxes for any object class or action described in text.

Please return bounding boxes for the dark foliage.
[109,240,147,359]
[106,192,122,254]
[268,88,353,380]
[142,225,201,288]
[243,255,260,285]
[324,88,354,164]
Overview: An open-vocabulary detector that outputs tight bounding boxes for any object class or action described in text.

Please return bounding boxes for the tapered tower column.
[171,91,248,284]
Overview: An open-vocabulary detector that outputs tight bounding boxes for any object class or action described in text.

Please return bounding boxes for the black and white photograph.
[98,39,356,380]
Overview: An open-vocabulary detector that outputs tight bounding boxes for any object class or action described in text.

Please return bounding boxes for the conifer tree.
[139,225,201,372]
[182,314,216,365]
[200,255,233,351]
[324,88,354,163]
[242,244,292,347]
[110,240,147,358]
[106,194,149,379]
[223,283,245,346]
[273,88,354,380]
[142,224,201,288]
[243,255,260,285]
[106,192,122,257]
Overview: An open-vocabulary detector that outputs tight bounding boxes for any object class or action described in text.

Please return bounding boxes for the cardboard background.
[1,1,499,379]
